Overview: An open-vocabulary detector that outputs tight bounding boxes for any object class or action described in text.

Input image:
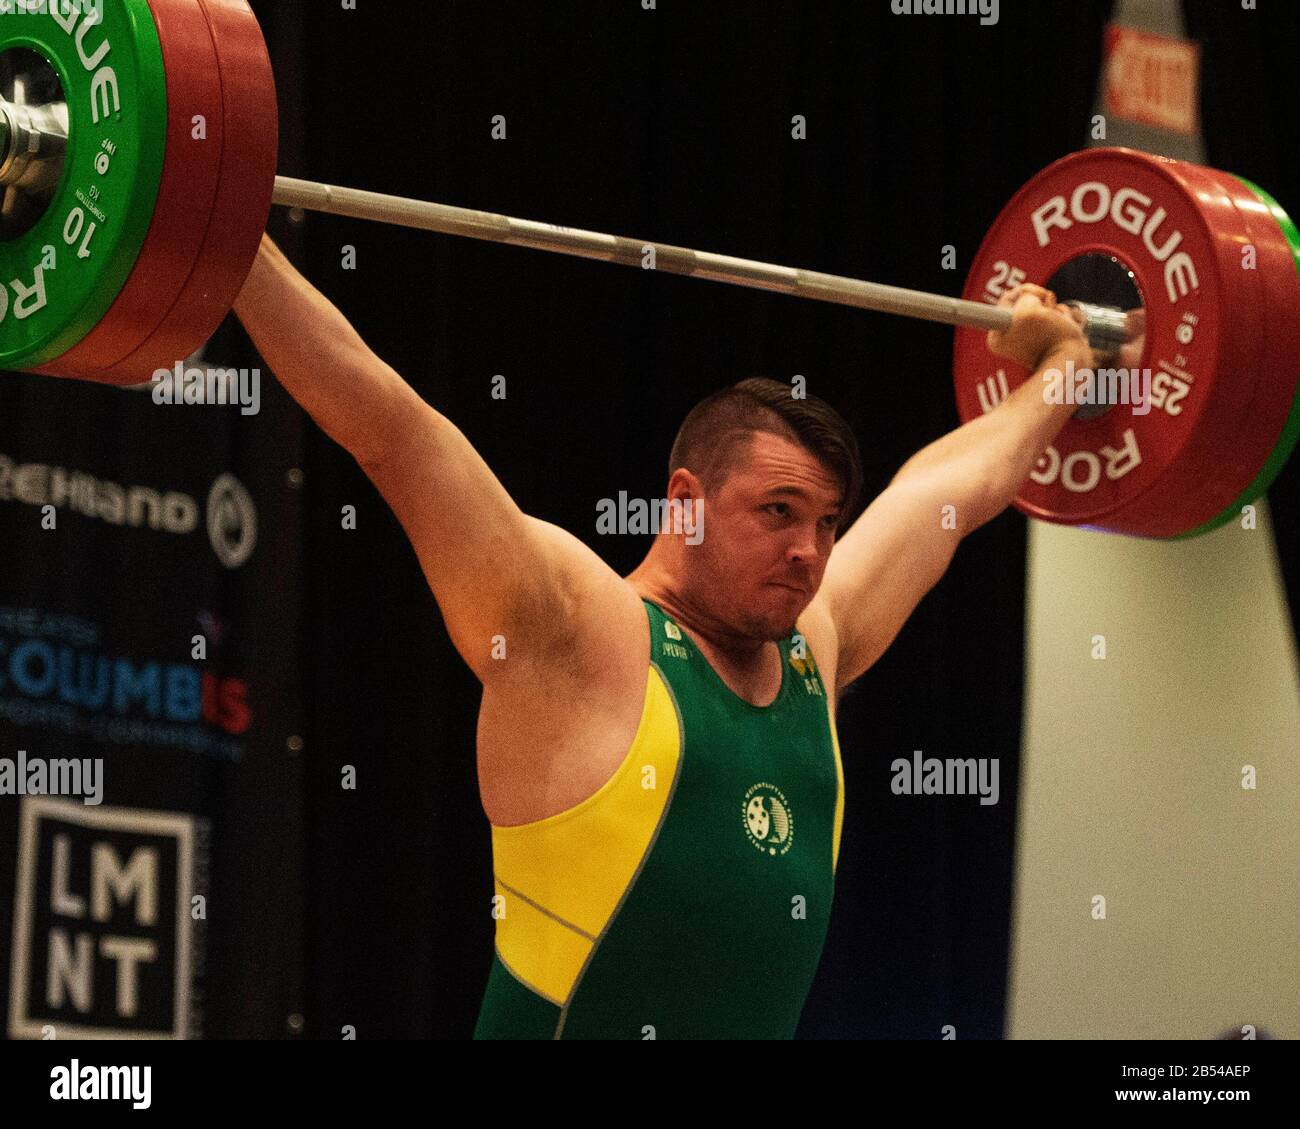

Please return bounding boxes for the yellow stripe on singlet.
[827,693,845,875]
[489,665,683,1005]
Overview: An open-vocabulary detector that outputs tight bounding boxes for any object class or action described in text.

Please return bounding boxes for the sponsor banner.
[1103,24,1200,136]
[0,344,304,1039]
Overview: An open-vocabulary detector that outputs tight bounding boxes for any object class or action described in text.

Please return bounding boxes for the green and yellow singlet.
[473,598,845,1039]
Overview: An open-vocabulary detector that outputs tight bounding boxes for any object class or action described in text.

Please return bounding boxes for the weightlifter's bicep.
[357,380,583,681]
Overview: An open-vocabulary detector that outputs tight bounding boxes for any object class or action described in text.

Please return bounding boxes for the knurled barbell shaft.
[272,174,1096,340]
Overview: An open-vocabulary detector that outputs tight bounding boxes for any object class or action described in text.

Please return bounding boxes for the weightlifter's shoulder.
[510,517,648,675]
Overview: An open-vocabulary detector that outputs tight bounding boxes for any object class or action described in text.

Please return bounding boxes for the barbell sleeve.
[271,174,1099,341]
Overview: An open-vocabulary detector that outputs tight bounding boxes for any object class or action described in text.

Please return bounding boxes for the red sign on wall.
[1103,24,1201,136]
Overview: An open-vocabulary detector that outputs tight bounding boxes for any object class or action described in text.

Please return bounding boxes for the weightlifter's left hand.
[986,283,1092,371]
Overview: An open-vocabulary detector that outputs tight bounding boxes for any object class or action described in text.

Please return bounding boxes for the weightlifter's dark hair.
[668,378,863,529]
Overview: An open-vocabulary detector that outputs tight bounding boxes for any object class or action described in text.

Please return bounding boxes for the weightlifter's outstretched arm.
[232,234,608,683]
[817,283,1098,689]
[233,234,408,470]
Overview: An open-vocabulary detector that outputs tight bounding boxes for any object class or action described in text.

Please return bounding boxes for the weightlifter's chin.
[747,584,810,640]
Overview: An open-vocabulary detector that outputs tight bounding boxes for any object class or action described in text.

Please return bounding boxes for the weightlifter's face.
[681,431,844,641]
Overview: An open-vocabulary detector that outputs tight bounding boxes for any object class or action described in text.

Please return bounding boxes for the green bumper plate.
[0,0,166,370]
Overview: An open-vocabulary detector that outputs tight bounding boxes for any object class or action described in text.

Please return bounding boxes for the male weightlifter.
[233,236,1096,1039]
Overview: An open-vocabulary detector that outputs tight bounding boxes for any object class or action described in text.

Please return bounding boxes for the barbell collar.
[1065,300,1130,358]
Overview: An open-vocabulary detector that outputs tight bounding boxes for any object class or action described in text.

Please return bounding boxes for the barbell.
[1,0,1298,542]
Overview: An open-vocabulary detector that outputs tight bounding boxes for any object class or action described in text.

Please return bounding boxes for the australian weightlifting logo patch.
[743,782,793,857]
[660,619,689,661]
